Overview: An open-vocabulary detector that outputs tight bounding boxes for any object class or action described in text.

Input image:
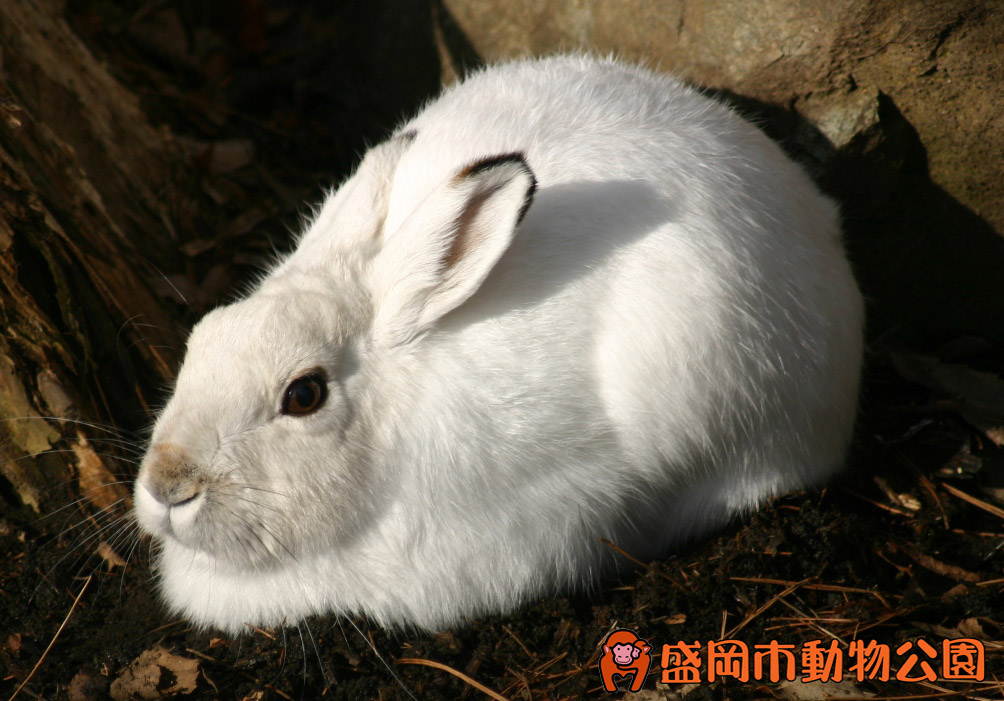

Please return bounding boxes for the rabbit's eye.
[282,373,327,416]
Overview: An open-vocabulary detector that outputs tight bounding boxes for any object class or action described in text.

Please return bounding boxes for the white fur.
[133,55,863,632]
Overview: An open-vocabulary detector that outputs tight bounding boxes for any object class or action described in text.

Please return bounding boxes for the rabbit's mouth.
[133,480,204,542]
[133,476,292,570]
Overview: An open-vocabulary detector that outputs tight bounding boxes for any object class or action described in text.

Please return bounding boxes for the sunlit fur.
[133,55,864,632]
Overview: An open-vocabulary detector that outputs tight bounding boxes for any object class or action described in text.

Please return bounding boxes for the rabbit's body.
[135,56,863,632]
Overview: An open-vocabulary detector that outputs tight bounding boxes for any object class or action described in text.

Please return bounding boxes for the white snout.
[135,480,204,541]
[168,490,205,534]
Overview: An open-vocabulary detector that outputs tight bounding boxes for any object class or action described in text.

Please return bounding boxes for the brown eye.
[282,373,327,416]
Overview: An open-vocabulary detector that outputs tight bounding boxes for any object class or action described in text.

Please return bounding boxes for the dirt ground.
[1,2,1003,699]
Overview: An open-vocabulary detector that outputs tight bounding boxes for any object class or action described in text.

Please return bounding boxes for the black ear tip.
[456,153,537,225]
[516,167,537,225]
[458,152,532,180]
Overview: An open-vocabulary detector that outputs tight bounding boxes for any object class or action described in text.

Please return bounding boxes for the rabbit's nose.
[141,442,202,506]
[154,480,201,507]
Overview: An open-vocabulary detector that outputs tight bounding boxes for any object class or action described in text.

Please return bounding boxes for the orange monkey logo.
[598,629,652,692]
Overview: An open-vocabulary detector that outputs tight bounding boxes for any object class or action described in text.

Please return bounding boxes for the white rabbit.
[133,55,863,632]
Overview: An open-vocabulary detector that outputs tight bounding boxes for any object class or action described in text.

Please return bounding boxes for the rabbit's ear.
[290,130,418,264]
[370,154,537,345]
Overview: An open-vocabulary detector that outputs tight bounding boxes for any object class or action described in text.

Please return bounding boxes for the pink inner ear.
[603,645,611,655]
[441,188,493,271]
[631,647,641,659]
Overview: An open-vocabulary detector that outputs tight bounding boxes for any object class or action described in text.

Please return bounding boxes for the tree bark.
[0,0,182,517]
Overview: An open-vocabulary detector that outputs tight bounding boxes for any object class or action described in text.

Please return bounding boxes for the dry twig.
[941,483,1004,521]
[886,542,982,583]
[397,657,509,701]
[725,577,812,638]
[8,575,92,701]
[730,577,890,606]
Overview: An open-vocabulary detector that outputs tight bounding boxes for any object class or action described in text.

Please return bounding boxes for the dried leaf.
[983,426,1004,447]
[97,541,127,570]
[940,583,970,601]
[109,646,199,700]
[73,431,131,512]
[957,617,988,639]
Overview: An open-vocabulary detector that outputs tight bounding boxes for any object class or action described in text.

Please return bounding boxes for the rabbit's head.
[134,135,537,572]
